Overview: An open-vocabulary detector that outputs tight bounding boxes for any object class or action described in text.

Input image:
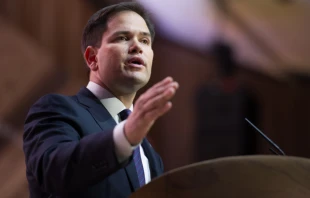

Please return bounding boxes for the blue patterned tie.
[119,109,145,187]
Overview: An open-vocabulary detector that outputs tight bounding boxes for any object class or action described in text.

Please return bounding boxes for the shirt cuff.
[113,120,140,163]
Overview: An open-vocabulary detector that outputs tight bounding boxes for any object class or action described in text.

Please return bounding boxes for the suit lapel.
[123,139,163,190]
[124,139,160,191]
[76,87,117,132]
[124,157,140,191]
[141,139,162,179]
[124,138,163,191]
[76,87,141,191]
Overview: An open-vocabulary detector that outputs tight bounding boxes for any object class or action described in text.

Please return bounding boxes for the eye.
[141,38,150,45]
[118,36,129,41]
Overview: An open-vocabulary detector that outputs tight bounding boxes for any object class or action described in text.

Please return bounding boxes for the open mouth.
[131,60,141,64]
[127,57,144,67]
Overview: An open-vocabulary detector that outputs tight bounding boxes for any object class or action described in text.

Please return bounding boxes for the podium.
[130,155,310,198]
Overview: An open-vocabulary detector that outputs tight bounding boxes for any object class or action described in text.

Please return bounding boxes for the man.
[23,2,179,198]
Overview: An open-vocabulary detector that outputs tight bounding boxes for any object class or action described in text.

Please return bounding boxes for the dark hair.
[81,2,155,53]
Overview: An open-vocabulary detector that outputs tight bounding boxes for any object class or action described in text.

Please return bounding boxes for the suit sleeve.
[158,154,164,173]
[23,94,128,195]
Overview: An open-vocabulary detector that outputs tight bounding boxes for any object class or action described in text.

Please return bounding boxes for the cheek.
[148,51,154,69]
[149,53,154,69]
[109,47,127,64]
[98,49,120,67]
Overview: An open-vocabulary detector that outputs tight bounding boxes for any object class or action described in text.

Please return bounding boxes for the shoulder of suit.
[35,93,74,104]
[29,93,79,112]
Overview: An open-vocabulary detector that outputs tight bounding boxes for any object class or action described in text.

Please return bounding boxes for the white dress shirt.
[86,81,151,184]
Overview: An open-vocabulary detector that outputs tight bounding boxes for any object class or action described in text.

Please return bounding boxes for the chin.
[128,72,149,83]
[121,74,150,93]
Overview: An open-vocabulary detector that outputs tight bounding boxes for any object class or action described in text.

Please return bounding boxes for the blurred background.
[0,0,310,197]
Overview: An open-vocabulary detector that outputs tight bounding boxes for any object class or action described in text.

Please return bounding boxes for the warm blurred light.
[138,0,310,78]
[137,0,221,51]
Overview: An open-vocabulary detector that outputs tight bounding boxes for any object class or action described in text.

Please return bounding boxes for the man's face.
[94,11,153,95]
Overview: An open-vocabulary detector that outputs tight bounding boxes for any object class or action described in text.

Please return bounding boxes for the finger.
[138,81,178,105]
[140,85,176,111]
[125,101,173,145]
[144,79,174,98]
[150,77,173,90]
[140,86,177,113]
[144,81,178,100]
[144,101,173,122]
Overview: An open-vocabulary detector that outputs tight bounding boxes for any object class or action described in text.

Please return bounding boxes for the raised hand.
[124,77,179,145]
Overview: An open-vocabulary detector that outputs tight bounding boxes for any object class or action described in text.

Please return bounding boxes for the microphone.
[245,118,285,156]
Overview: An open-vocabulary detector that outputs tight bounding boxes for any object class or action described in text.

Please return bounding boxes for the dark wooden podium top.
[131,155,310,198]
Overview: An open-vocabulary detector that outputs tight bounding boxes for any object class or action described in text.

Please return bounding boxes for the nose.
[128,39,143,54]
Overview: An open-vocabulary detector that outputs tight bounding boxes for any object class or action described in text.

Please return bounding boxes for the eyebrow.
[111,31,151,38]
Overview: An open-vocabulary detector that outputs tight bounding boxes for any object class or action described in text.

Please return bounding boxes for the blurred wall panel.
[0,138,28,198]
[0,17,57,125]
[0,0,95,197]
[146,37,216,171]
[0,0,94,125]
[239,69,310,158]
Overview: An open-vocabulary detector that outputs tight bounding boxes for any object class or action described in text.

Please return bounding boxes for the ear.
[84,46,98,71]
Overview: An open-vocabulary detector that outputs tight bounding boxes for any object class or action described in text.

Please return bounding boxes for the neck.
[118,93,136,108]
[90,75,136,108]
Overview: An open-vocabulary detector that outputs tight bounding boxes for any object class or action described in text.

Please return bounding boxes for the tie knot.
[119,109,132,121]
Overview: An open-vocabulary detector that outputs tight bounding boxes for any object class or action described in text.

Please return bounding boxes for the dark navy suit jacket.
[23,87,163,198]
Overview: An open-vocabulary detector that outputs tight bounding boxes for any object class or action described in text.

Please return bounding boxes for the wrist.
[124,123,140,146]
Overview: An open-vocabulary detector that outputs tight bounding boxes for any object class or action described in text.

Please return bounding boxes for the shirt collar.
[86,81,133,120]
